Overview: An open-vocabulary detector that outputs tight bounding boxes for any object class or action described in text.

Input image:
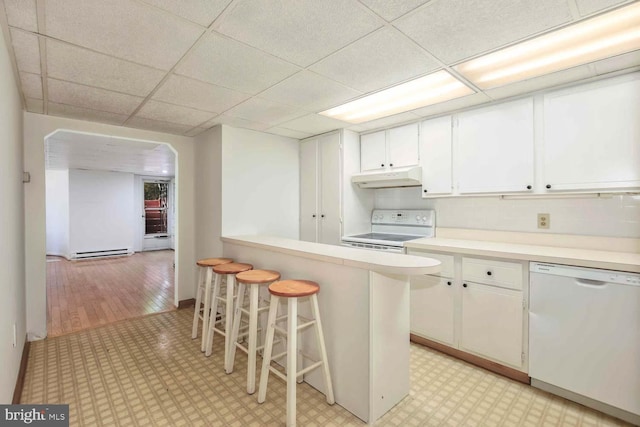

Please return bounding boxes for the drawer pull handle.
[447,281,451,286]
[486,271,492,276]
[463,283,467,288]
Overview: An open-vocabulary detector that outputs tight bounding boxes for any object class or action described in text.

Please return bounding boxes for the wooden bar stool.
[228,269,281,393]
[205,262,253,368]
[257,280,335,427]
[192,257,233,351]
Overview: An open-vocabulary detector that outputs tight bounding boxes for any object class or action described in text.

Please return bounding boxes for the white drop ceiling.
[45,130,176,176]
[1,0,639,138]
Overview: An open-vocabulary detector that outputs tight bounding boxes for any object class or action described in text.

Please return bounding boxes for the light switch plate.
[538,213,550,229]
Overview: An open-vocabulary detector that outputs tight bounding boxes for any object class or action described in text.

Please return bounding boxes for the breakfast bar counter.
[222,235,441,423]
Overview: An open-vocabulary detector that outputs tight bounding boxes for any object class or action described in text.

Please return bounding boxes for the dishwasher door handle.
[575,278,608,287]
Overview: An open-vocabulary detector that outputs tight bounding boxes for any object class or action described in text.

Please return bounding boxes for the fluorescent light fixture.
[455,2,640,89]
[319,70,474,124]
[162,170,168,174]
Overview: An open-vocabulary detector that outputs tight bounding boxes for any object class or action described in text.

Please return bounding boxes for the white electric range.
[341,209,435,253]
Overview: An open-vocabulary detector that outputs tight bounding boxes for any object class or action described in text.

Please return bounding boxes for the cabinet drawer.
[462,257,522,290]
[407,250,454,278]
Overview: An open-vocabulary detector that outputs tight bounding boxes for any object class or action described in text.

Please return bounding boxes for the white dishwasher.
[529,262,640,425]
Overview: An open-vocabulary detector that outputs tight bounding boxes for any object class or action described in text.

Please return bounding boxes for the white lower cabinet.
[410,275,455,346]
[409,250,528,372]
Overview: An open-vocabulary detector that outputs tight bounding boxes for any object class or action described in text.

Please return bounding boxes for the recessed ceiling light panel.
[319,70,474,124]
[455,2,640,89]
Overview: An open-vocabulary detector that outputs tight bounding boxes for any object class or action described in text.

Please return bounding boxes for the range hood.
[351,166,422,189]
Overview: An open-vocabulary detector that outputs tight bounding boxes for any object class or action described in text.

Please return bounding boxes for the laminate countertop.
[405,237,640,273]
[222,235,442,276]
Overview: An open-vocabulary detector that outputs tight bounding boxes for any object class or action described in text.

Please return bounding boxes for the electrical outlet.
[538,213,550,229]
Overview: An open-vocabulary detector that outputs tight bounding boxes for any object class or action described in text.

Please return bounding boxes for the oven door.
[341,240,406,253]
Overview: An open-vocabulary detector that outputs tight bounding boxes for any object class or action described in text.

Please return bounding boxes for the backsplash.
[374,188,640,238]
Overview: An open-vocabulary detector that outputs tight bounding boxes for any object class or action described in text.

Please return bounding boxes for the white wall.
[375,187,640,238]
[194,126,222,260]
[221,126,300,239]
[23,113,196,340]
[0,27,26,403]
[45,169,69,257]
[68,169,135,255]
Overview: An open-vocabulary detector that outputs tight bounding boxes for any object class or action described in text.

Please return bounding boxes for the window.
[144,181,168,235]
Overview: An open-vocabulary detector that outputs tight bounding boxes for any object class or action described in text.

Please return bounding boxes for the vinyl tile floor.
[21,309,632,426]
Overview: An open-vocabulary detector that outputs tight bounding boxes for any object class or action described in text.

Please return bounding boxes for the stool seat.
[237,269,281,284]
[213,262,253,275]
[196,257,233,267]
[269,280,319,298]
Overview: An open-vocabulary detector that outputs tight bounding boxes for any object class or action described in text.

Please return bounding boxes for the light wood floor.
[46,250,175,337]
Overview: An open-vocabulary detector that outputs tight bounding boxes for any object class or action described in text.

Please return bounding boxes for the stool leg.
[201,267,213,352]
[286,297,298,427]
[227,282,246,374]
[257,296,279,404]
[310,294,335,405]
[224,273,236,373]
[191,267,204,339]
[205,273,222,357]
[247,284,260,394]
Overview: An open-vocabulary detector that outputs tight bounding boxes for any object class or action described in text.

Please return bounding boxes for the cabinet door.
[543,74,640,191]
[388,123,419,168]
[458,98,534,194]
[410,275,455,346]
[420,116,452,196]
[319,133,342,245]
[460,282,523,368]
[299,139,318,242]
[360,131,387,171]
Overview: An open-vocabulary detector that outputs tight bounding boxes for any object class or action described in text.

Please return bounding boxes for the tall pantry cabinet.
[300,130,373,245]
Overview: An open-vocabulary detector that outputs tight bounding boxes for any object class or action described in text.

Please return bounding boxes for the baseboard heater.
[72,248,132,260]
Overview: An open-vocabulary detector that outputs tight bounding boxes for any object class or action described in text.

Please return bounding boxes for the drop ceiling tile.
[483,65,595,99]
[19,72,42,99]
[9,29,40,74]
[177,32,299,94]
[46,40,165,97]
[3,0,38,31]
[259,70,362,111]
[138,0,232,27]
[47,79,144,115]
[210,115,271,131]
[44,0,204,70]
[411,92,491,118]
[278,114,349,135]
[25,98,44,113]
[214,0,383,67]
[224,97,305,125]
[359,0,430,21]
[395,0,572,64]
[126,117,194,135]
[592,50,640,75]
[184,126,209,137]
[574,0,632,15]
[352,111,422,131]
[266,127,314,140]
[310,27,440,93]
[152,74,250,113]
[136,100,215,127]
[48,102,129,126]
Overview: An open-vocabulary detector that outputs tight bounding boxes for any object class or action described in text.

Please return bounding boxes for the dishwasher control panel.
[530,263,640,286]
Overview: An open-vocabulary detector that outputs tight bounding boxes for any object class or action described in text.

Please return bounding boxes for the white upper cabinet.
[543,74,640,192]
[360,131,387,171]
[388,123,420,168]
[420,116,452,196]
[360,123,419,172]
[457,98,535,194]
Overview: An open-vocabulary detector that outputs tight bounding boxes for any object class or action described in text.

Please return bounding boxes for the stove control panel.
[371,209,435,226]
